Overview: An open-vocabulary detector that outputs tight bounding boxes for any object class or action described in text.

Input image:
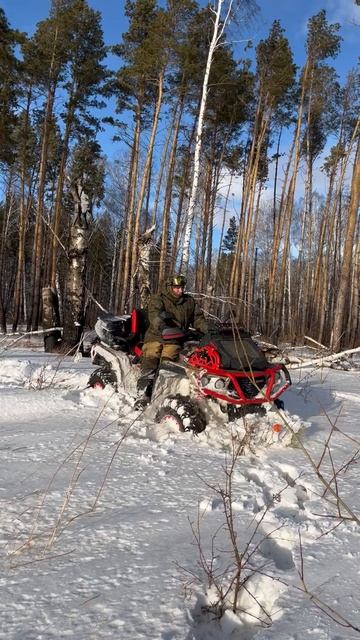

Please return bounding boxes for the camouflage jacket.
[144,288,208,343]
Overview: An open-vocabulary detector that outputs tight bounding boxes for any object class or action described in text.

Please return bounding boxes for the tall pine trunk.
[12,91,33,331]
[158,99,183,283]
[128,70,164,307]
[331,135,360,350]
[119,100,142,312]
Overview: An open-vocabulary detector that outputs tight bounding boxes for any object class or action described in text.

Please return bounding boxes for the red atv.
[89,310,291,435]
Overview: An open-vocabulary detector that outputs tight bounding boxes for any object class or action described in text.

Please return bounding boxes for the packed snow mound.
[112,398,307,454]
[0,352,306,455]
[199,407,306,451]
[0,356,91,390]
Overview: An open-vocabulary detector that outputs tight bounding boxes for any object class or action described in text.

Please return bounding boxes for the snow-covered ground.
[0,339,359,639]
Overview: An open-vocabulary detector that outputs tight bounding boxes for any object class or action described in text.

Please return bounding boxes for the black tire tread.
[155,394,206,434]
[89,367,117,390]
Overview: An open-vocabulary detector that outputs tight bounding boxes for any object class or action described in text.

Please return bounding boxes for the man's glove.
[158,310,177,332]
[159,311,175,323]
[161,327,186,341]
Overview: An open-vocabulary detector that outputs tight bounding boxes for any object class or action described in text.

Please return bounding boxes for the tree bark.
[119,98,142,313]
[158,100,183,283]
[62,184,90,351]
[181,0,233,274]
[129,70,164,307]
[331,137,360,350]
[28,25,60,331]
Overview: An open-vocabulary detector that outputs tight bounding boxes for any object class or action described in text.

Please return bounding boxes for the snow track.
[0,351,359,639]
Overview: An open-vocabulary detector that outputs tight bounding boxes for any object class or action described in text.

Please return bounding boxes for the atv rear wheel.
[155,395,206,434]
[89,367,117,390]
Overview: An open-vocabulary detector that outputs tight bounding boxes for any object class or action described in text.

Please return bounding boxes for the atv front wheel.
[88,367,117,390]
[155,395,206,434]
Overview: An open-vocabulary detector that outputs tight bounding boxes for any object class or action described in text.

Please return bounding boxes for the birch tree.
[62,139,104,350]
[181,0,257,274]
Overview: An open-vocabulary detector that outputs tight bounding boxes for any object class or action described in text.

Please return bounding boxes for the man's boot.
[134,394,151,410]
[134,366,156,410]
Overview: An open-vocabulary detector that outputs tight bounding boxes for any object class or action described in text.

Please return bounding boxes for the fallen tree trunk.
[289,346,360,369]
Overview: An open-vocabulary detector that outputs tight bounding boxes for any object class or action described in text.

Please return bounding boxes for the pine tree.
[47,0,108,291]
[267,10,341,339]
[112,0,167,311]
[24,1,75,330]
[230,20,296,325]
[0,9,23,166]
[222,216,238,252]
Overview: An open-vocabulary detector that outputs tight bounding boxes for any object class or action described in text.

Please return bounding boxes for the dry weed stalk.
[9,395,118,560]
[257,529,360,634]
[182,435,292,625]
[9,381,154,561]
[184,379,360,634]
[276,405,360,526]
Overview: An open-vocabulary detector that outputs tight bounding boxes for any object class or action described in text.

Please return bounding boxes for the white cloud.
[326,0,360,25]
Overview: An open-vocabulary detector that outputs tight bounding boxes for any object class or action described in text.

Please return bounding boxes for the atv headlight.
[272,370,286,394]
[199,375,227,391]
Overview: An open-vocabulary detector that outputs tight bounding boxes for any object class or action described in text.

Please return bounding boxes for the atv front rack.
[187,344,291,406]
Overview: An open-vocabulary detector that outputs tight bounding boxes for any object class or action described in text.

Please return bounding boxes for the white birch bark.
[181,0,233,274]
[137,225,155,309]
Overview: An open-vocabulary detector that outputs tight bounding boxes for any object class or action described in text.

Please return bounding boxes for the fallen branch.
[304,335,329,350]
[288,346,360,370]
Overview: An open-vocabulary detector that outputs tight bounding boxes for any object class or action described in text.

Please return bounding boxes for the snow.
[0,339,360,639]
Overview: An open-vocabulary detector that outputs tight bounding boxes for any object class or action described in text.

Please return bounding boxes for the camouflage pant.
[137,341,181,394]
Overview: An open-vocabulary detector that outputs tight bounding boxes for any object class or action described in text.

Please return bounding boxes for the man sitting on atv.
[134,274,208,409]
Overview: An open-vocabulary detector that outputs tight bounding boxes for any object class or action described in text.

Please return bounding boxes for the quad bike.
[89,310,292,437]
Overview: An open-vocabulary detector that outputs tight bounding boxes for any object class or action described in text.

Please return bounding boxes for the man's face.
[171,285,184,298]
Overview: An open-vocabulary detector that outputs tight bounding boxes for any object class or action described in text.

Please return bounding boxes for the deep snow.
[0,339,359,639]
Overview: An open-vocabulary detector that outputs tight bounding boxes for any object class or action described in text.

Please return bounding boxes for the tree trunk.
[48,87,75,289]
[137,226,155,309]
[28,25,61,331]
[0,174,15,332]
[129,70,164,307]
[158,100,183,283]
[119,98,142,313]
[331,138,360,350]
[271,61,310,339]
[169,117,197,274]
[151,104,179,228]
[12,90,33,331]
[62,184,90,351]
[42,286,61,352]
[348,229,360,346]
[181,0,232,274]
[215,171,233,294]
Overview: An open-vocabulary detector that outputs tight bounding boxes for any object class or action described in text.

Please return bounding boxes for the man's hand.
[159,311,175,323]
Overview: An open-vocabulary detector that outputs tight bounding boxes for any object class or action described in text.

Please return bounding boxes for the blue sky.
[2,0,358,75]
[1,0,359,164]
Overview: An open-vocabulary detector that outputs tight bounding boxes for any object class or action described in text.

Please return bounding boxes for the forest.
[0,0,359,351]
